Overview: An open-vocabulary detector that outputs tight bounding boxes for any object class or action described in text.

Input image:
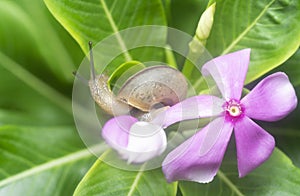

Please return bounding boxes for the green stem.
[165,45,178,69]
[0,51,72,114]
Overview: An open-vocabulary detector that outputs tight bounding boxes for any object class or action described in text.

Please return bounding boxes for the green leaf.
[270,128,300,168]
[170,0,209,35]
[0,125,105,195]
[74,151,177,196]
[43,0,167,55]
[184,0,300,92]
[161,0,172,23]
[276,48,300,86]
[44,0,168,78]
[0,0,85,125]
[169,0,209,70]
[108,61,145,92]
[0,109,63,126]
[179,148,300,195]
[206,0,300,84]
[0,1,102,195]
[0,52,73,124]
[0,0,81,83]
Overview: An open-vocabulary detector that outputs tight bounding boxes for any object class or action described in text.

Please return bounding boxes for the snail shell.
[117,66,188,112]
[87,41,187,119]
[89,65,188,119]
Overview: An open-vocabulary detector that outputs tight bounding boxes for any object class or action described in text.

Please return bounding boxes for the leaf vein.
[221,0,276,55]
[217,170,244,196]
[0,144,105,188]
[100,0,132,61]
[127,164,145,196]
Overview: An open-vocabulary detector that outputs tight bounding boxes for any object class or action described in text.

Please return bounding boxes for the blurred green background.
[0,0,84,126]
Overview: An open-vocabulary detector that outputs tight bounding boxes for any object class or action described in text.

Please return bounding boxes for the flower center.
[224,99,244,122]
[228,105,242,117]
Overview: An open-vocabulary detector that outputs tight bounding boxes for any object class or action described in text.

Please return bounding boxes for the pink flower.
[161,49,298,183]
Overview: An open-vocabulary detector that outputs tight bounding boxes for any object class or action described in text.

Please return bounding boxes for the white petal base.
[123,121,167,164]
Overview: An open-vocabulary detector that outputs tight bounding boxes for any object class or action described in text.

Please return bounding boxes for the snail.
[87,42,188,121]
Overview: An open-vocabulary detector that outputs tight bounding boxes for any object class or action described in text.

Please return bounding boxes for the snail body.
[89,74,131,116]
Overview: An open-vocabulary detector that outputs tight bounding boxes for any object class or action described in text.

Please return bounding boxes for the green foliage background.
[0,0,299,195]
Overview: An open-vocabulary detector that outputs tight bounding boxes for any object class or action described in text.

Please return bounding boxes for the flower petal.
[126,122,167,163]
[162,117,233,183]
[202,49,251,100]
[152,95,224,128]
[241,72,297,121]
[102,116,167,163]
[234,116,275,177]
[102,115,138,149]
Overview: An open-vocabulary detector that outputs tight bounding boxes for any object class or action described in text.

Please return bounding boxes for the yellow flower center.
[228,105,242,117]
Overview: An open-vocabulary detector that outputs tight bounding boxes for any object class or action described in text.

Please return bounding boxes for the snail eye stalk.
[89,41,96,81]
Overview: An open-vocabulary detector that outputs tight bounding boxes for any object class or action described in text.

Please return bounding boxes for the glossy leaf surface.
[74,152,177,196]
[179,148,300,196]
[0,126,104,195]
[206,0,300,84]
[184,0,300,91]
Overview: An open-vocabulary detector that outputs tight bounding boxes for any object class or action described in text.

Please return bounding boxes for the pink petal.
[241,72,297,121]
[162,117,233,183]
[202,49,251,100]
[234,116,275,177]
[152,95,224,128]
[102,115,138,149]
